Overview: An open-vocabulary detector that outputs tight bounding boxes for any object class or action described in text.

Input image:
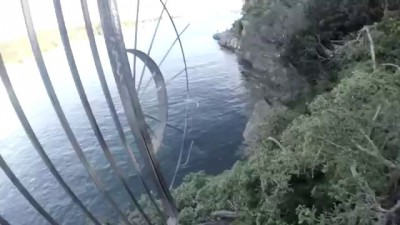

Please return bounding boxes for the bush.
[175,68,400,225]
[174,19,400,225]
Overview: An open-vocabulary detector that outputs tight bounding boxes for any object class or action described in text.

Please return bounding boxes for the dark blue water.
[0,5,251,225]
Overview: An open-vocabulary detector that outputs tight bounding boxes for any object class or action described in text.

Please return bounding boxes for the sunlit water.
[0,2,251,224]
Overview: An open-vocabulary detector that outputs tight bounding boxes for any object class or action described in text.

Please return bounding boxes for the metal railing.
[0,0,190,224]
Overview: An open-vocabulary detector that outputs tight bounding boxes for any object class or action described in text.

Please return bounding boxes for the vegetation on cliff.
[236,0,388,83]
[173,1,400,224]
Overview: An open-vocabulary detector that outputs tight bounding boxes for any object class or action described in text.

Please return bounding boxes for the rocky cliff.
[215,0,400,105]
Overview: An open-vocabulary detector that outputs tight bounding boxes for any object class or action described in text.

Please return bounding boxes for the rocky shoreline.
[213,26,310,143]
[212,30,240,52]
[213,0,397,143]
[175,1,400,224]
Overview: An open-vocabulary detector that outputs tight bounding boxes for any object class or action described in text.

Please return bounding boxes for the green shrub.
[175,68,400,225]
[174,19,400,225]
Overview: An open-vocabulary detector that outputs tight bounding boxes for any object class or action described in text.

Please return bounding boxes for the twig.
[316,135,347,150]
[362,26,377,71]
[360,129,380,153]
[377,200,400,213]
[267,137,287,151]
[381,63,400,73]
[227,200,239,212]
[372,105,382,122]
[355,144,396,168]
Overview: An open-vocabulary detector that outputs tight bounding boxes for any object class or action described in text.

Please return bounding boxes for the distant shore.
[0,17,173,64]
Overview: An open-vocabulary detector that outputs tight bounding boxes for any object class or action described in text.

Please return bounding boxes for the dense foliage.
[173,17,400,225]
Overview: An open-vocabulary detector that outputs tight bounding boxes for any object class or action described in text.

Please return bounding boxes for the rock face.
[242,100,269,142]
[248,61,310,103]
[243,100,287,142]
[213,0,389,106]
[238,2,309,73]
[213,30,240,51]
[213,2,310,104]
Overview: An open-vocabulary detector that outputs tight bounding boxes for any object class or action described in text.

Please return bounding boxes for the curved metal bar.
[0,155,58,225]
[51,0,151,224]
[79,0,163,219]
[0,214,11,225]
[157,0,191,189]
[137,0,168,93]
[140,24,190,97]
[0,55,101,225]
[20,1,133,224]
[97,0,178,221]
[127,49,167,153]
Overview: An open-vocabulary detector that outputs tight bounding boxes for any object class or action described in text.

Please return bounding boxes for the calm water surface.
[0,3,252,224]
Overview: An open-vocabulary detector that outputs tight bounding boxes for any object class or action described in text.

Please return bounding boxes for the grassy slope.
[174,18,400,225]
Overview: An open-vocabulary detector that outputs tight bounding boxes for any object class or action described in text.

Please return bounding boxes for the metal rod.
[0,155,58,225]
[165,68,185,86]
[140,24,190,96]
[51,0,150,224]
[0,214,11,225]
[142,66,199,96]
[0,55,101,225]
[157,0,190,190]
[79,0,163,219]
[137,0,168,93]
[97,0,179,221]
[144,114,184,133]
[20,1,133,224]
[132,0,140,83]
[158,24,190,68]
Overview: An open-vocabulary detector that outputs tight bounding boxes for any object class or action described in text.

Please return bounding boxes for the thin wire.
[165,68,185,85]
[141,69,183,98]
[140,24,190,97]
[0,214,11,225]
[132,0,140,82]
[156,0,191,190]
[144,114,184,133]
[142,65,202,96]
[0,155,58,225]
[137,0,168,93]
[158,24,190,68]
[79,0,163,219]
[97,0,179,220]
[0,54,101,225]
[20,1,133,224]
[52,0,150,224]
[182,141,194,166]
